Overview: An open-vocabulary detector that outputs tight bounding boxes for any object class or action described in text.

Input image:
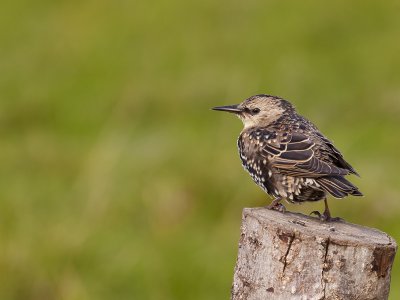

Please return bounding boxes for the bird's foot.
[310,210,343,222]
[266,203,286,213]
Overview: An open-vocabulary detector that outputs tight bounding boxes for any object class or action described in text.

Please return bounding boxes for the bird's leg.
[322,198,332,220]
[266,197,285,213]
[311,198,342,222]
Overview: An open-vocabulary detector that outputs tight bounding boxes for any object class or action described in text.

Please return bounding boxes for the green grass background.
[1,0,400,299]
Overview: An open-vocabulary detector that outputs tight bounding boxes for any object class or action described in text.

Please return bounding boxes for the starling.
[212,94,362,220]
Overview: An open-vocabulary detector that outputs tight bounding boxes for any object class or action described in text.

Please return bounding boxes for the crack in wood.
[321,237,330,299]
[282,233,295,274]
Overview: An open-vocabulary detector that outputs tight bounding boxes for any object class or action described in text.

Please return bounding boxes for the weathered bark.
[232,208,397,300]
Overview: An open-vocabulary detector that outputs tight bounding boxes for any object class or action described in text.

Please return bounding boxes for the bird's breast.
[237,133,276,195]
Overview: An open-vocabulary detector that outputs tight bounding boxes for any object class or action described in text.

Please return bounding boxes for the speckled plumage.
[213,94,362,213]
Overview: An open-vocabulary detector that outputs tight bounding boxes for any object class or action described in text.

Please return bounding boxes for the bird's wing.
[260,132,351,177]
[315,132,360,176]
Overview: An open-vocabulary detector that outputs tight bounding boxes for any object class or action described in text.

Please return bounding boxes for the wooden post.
[232,208,397,300]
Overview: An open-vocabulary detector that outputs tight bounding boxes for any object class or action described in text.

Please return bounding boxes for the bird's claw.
[310,210,322,218]
[327,216,343,222]
[310,210,343,222]
[267,203,286,213]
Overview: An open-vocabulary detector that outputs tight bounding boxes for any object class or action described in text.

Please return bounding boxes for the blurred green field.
[1,0,400,299]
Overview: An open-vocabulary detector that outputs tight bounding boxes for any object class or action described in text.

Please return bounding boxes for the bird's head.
[212,94,295,128]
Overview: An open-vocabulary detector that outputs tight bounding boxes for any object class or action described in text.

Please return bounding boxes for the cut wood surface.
[232,208,397,300]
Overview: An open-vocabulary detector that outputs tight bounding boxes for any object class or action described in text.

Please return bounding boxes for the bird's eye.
[251,108,260,114]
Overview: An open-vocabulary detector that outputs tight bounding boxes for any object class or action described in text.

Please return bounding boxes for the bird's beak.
[212,104,242,114]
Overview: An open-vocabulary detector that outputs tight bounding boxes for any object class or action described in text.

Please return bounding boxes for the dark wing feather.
[315,132,359,176]
[261,132,350,177]
[317,176,363,198]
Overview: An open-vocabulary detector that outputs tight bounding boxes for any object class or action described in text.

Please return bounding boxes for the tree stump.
[232,208,397,300]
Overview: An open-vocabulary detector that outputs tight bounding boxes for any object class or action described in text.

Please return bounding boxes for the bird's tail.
[316,176,363,199]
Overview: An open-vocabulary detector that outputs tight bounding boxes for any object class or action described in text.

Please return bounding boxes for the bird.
[212,94,362,221]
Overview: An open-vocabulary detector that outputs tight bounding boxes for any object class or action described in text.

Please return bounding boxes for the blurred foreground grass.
[0,0,400,299]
